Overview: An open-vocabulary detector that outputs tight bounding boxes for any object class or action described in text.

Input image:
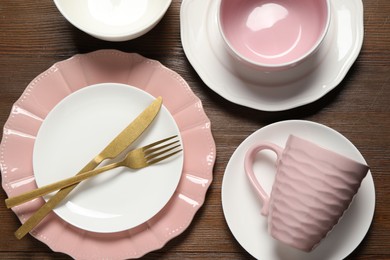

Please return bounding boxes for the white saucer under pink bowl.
[218,0,331,70]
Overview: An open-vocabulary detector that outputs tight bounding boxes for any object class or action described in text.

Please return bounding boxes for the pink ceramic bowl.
[218,0,331,71]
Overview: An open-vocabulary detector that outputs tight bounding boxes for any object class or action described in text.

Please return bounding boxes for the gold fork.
[5,135,182,208]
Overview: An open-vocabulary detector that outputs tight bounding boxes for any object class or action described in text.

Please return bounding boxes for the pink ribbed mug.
[244,135,369,252]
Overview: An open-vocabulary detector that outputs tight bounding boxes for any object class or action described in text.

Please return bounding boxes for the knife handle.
[14,158,102,239]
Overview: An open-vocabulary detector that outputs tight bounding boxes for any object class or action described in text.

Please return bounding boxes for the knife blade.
[14,96,163,239]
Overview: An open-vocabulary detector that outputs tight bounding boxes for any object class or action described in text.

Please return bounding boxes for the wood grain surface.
[0,0,389,259]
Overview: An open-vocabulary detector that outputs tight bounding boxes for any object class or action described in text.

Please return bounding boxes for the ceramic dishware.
[222,120,374,259]
[217,0,331,71]
[0,50,216,259]
[244,135,369,251]
[53,0,172,41]
[32,83,183,233]
[181,0,365,111]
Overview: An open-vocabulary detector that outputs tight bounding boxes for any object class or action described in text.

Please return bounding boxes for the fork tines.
[144,135,182,165]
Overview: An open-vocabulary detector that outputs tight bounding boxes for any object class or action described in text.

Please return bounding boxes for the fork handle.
[13,159,105,239]
[6,163,119,209]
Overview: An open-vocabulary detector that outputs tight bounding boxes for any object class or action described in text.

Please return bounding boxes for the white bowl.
[53,0,172,41]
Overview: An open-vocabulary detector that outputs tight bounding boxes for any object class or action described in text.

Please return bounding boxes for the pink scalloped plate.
[0,49,215,259]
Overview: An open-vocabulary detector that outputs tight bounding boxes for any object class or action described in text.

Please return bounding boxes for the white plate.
[33,83,183,233]
[181,0,364,111]
[222,120,375,259]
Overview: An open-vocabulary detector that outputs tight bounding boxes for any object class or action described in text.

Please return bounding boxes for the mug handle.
[244,142,283,216]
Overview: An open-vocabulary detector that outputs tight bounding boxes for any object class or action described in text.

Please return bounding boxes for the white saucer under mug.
[222,120,375,259]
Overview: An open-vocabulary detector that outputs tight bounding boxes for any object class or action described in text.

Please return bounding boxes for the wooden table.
[0,1,389,259]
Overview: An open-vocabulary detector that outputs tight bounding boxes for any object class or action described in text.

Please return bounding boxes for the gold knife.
[14,96,163,239]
